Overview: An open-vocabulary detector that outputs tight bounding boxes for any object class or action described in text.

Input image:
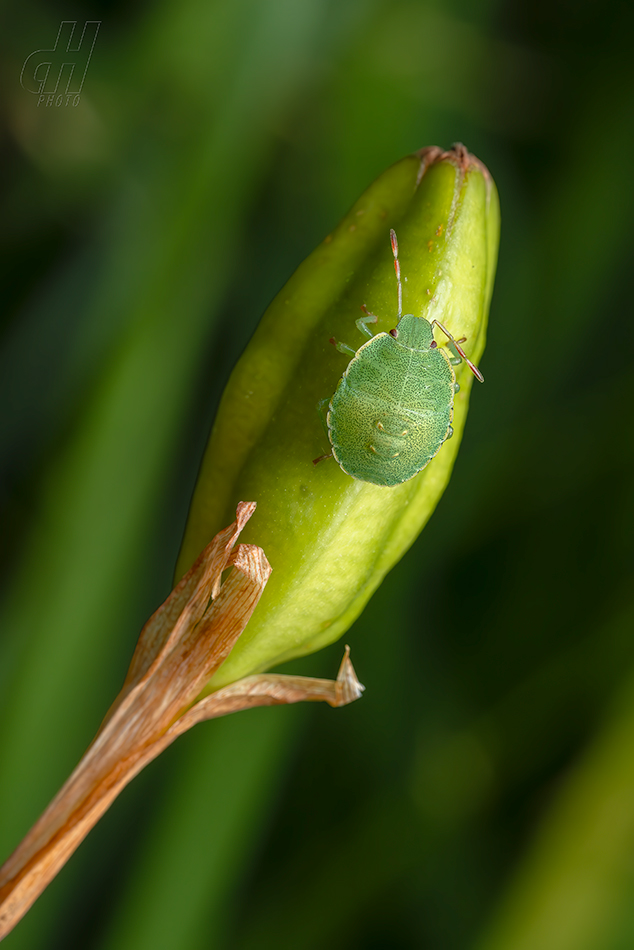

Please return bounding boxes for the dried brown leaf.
[0,503,363,941]
[172,645,365,729]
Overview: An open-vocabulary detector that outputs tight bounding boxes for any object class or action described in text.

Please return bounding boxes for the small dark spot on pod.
[430,340,437,349]
[389,328,398,338]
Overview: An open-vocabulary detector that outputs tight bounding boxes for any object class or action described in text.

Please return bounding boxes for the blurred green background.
[1,0,633,948]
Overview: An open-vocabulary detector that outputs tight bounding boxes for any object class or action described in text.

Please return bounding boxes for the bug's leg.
[315,396,333,438]
[329,337,356,356]
[430,320,484,383]
[390,229,403,320]
[313,399,334,466]
[356,304,378,339]
[448,339,467,365]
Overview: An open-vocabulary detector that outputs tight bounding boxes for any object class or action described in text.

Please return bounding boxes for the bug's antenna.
[430,319,485,383]
[390,229,402,320]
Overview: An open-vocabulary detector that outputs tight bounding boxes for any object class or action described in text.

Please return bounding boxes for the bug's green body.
[327,314,455,487]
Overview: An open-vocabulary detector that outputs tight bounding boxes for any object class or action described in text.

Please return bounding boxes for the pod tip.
[416,143,493,189]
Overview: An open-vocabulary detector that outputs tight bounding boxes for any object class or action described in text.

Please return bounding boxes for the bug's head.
[390,314,434,350]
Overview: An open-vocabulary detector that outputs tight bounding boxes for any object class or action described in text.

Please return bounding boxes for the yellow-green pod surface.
[177,144,500,691]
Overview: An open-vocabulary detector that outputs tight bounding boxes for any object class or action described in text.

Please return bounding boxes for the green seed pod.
[177,144,500,691]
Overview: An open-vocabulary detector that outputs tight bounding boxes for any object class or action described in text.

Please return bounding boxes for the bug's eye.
[430,340,438,348]
[389,328,398,338]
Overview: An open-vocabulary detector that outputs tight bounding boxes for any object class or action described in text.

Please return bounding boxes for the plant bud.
[177,144,500,690]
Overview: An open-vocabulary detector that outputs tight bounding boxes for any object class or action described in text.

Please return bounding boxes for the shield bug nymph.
[313,229,484,487]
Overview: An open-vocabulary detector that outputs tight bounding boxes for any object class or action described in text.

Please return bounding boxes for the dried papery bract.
[0,503,363,941]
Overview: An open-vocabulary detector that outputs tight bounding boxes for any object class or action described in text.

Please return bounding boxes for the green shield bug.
[314,229,484,487]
